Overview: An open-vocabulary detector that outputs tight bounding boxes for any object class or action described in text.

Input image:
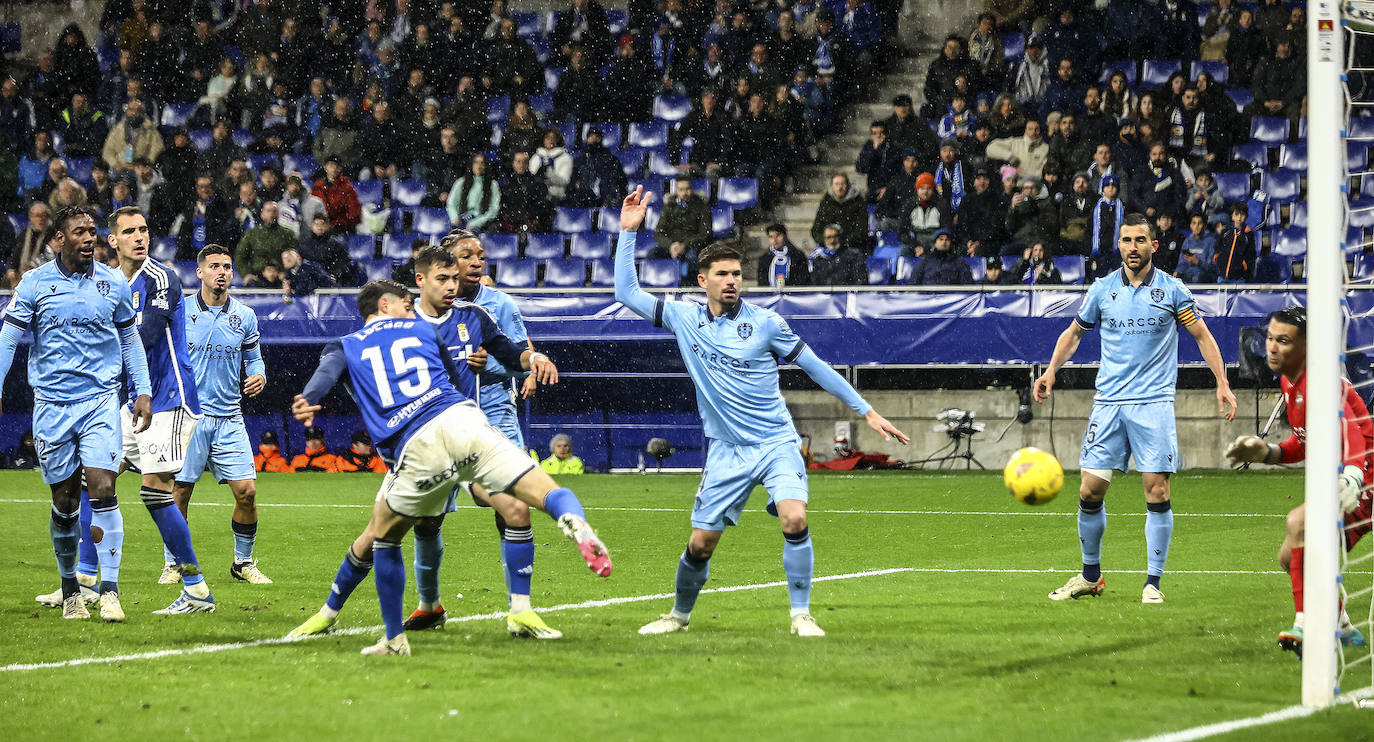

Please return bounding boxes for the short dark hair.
[356,279,412,318]
[697,242,743,273]
[1267,305,1306,337]
[1122,212,1152,231]
[765,223,787,236]
[1231,202,1250,216]
[53,206,96,233]
[440,228,480,251]
[415,244,458,273]
[870,120,886,131]
[106,205,143,233]
[197,243,232,264]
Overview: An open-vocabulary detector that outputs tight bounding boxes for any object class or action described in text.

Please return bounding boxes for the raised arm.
[614,186,661,322]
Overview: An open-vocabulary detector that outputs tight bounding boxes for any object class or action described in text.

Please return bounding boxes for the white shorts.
[377,403,537,519]
[121,405,197,475]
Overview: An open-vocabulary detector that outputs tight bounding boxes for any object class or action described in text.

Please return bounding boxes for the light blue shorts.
[693,436,809,531]
[33,392,122,484]
[1080,401,1179,474]
[176,414,257,485]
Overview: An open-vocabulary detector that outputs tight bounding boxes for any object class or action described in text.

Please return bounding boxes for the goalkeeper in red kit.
[1226,306,1372,657]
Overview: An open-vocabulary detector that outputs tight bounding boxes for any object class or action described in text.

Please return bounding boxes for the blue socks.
[782,528,814,616]
[77,489,98,578]
[542,487,586,521]
[89,496,123,593]
[141,486,203,588]
[231,520,257,563]
[1145,500,1174,588]
[413,529,443,606]
[502,526,535,600]
[325,546,373,612]
[373,539,406,639]
[672,549,710,618]
[1079,498,1106,582]
[50,506,80,595]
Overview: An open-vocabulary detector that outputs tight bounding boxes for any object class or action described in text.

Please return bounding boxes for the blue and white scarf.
[769,245,792,287]
[809,245,837,262]
[936,161,965,211]
[1091,196,1123,255]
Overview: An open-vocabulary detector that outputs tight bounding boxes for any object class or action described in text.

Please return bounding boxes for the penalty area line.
[1126,686,1374,742]
[0,567,913,674]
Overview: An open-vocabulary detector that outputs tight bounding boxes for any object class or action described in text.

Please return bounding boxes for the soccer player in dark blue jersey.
[0,207,152,622]
[287,281,611,655]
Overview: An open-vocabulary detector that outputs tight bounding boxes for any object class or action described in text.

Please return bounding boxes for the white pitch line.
[0,567,913,673]
[1126,686,1374,742]
[0,499,1286,519]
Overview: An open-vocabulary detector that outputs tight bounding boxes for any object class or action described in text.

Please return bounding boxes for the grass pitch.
[1,469,1370,741]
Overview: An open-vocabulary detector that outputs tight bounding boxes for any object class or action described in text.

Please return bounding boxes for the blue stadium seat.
[872,245,902,261]
[596,208,621,233]
[1250,116,1290,145]
[1260,168,1301,204]
[66,157,94,189]
[545,122,577,149]
[232,128,255,148]
[528,92,554,114]
[652,95,692,123]
[1298,117,1308,138]
[359,258,393,280]
[1349,141,1371,171]
[414,207,449,235]
[866,258,893,285]
[383,233,420,259]
[1002,32,1025,61]
[553,207,595,234]
[98,46,118,74]
[1141,60,1182,87]
[393,178,426,207]
[482,233,520,260]
[634,231,657,257]
[647,150,679,177]
[487,96,510,124]
[223,45,245,68]
[0,23,21,56]
[50,131,65,154]
[525,233,565,260]
[716,177,759,209]
[1254,254,1291,283]
[1190,60,1228,83]
[1213,172,1252,203]
[1352,254,1374,282]
[1349,198,1374,229]
[606,9,629,34]
[543,258,587,287]
[893,257,919,284]
[615,148,645,177]
[628,122,669,149]
[1053,255,1086,284]
[583,123,622,148]
[151,236,177,262]
[1290,201,1308,228]
[529,36,551,65]
[495,259,537,288]
[640,259,680,287]
[571,233,613,259]
[354,179,384,206]
[589,259,614,286]
[1230,142,1267,170]
[6,212,26,233]
[246,153,280,174]
[710,206,734,237]
[876,231,902,249]
[1350,226,1367,252]
[1351,116,1374,140]
[544,67,563,93]
[1272,226,1306,258]
[512,10,541,36]
[1224,87,1254,112]
[348,235,377,261]
[161,102,199,128]
[283,153,318,178]
[964,257,986,283]
[643,206,661,232]
[1278,141,1307,171]
[1098,61,1138,86]
[172,261,199,286]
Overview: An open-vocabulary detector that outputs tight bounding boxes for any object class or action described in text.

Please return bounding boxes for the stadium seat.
[66,157,94,189]
[0,23,20,56]
[544,67,563,92]
[495,259,537,288]
[528,92,554,114]
[383,233,419,259]
[1350,198,1374,229]
[553,207,595,234]
[151,236,177,262]
[647,150,680,178]
[529,36,551,65]
[583,123,622,149]
[571,233,613,259]
[1351,116,1374,140]
[615,148,646,178]
[1260,169,1301,204]
[246,153,280,174]
[589,258,615,286]
[188,128,212,151]
[643,205,661,231]
[1098,61,1138,86]
[876,231,902,249]
[172,261,199,286]
[716,177,759,209]
[596,208,621,233]
[1002,32,1025,61]
[630,177,666,199]
[710,206,734,237]
[964,257,986,283]
[283,153,318,177]
[1350,226,1368,252]
[487,96,510,124]
[1278,141,1307,171]
[524,233,566,260]
[893,257,919,284]
[606,9,629,34]
[1190,60,1228,83]
[543,258,587,287]
[161,102,199,128]
[1254,254,1291,282]
[359,258,393,280]
[50,131,66,154]
[1224,87,1254,112]
[1349,141,1371,171]
[545,122,577,149]
[414,207,449,235]
[1213,172,1252,204]
[652,95,693,123]
[1272,227,1307,258]
[872,245,902,261]
[223,45,245,68]
[1230,142,1267,170]
[482,233,520,260]
[354,179,384,206]
[628,122,669,149]
[1298,117,1308,138]
[1249,116,1290,145]
[866,258,893,285]
[640,259,680,287]
[1141,59,1182,88]
[6,213,25,235]
[1352,253,1374,282]
[512,10,541,36]
[232,128,255,148]
[393,178,426,207]
[347,234,377,261]
[634,231,657,257]
[1053,255,1086,284]
[1290,201,1308,228]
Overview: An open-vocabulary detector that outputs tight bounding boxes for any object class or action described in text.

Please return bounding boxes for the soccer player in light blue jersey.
[615,188,909,637]
[108,206,216,614]
[287,280,611,655]
[171,244,272,584]
[0,206,153,622]
[1035,212,1237,605]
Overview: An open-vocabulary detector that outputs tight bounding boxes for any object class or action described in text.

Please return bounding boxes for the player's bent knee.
[414,516,444,539]
[1286,507,1305,540]
[493,494,531,526]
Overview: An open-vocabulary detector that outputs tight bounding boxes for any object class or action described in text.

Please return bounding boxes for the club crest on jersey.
[1151,288,1165,302]
[457,323,470,342]
[97,280,111,297]
[228,314,242,331]
[737,322,753,340]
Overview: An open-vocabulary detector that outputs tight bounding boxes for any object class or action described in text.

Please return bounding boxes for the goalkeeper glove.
[1340,465,1365,514]
[1225,435,1271,468]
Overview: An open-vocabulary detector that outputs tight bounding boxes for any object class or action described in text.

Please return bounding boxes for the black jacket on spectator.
[912,247,974,285]
[811,189,869,250]
[286,258,336,295]
[922,54,979,116]
[550,0,614,68]
[1004,256,1063,284]
[756,242,812,287]
[298,231,352,284]
[60,106,109,159]
[158,142,200,213]
[498,172,553,230]
[197,139,247,182]
[957,187,1009,255]
[485,34,544,98]
[655,194,712,253]
[1214,225,1256,280]
[52,24,100,101]
[808,247,868,285]
[1128,162,1186,219]
[566,143,628,207]
[1046,131,1095,179]
[855,140,900,201]
[674,107,732,169]
[176,197,241,260]
[875,169,918,226]
[1250,52,1305,109]
[553,63,603,122]
[884,112,939,167]
[1005,195,1057,251]
[602,50,657,122]
[730,111,782,169]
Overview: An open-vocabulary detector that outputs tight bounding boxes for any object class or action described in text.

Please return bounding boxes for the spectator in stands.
[554,46,602,122]
[759,223,811,288]
[1202,0,1239,57]
[5,202,53,287]
[1088,174,1125,276]
[290,427,338,472]
[0,77,33,157]
[499,100,543,164]
[5,430,37,470]
[52,23,99,104]
[102,98,163,175]
[912,229,973,285]
[1177,214,1220,282]
[1153,211,1182,274]
[1214,202,1256,282]
[356,101,404,182]
[1057,173,1095,256]
[1005,176,1056,257]
[422,126,472,207]
[1245,39,1305,130]
[200,58,240,123]
[986,119,1048,179]
[392,237,427,287]
[1128,142,1185,221]
[59,93,107,159]
[1043,4,1099,79]
[1101,70,1136,125]
[855,122,899,203]
[1255,0,1289,44]
[486,18,543,98]
[156,128,197,215]
[1005,241,1063,284]
[1185,170,1225,225]
[1225,9,1266,89]
[654,176,712,261]
[988,94,1026,140]
[335,430,389,473]
[257,166,285,204]
[552,0,614,69]
[49,177,90,214]
[497,151,553,232]
[1010,35,1051,116]
[1039,58,1085,124]
[314,97,361,174]
[1078,86,1113,147]
[969,13,1005,92]
[17,132,60,198]
[1045,113,1094,184]
[531,129,575,203]
[768,12,811,78]
[1166,85,1227,171]
[671,91,730,177]
[981,256,1007,285]
[89,161,114,214]
[541,433,586,475]
[905,172,954,255]
[811,173,868,251]
[177,174,240,259]
[958,168,1008,257]
[883,95,938,168]
[985,0,1036,31]
[874,151,919,232]
[922,35,978,119]
[808,224,868,285]
[236,201,295,283]
[281,246,335,296]
[932,139,968,213]
[298,212,353,284]
[745,43,785,96]
[195,121,242,182]
[295,77,333,152]
[1104,0,1163,62]
[313,157,362,232]
[232,180,263,233]
[566,128,627,208]
[446,153,502,231]
[278,171,326,237]
[937,93,975,142]
[0,148,16,213]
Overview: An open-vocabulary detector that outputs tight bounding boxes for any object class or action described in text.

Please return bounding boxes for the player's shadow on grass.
[977,636,1159,677]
